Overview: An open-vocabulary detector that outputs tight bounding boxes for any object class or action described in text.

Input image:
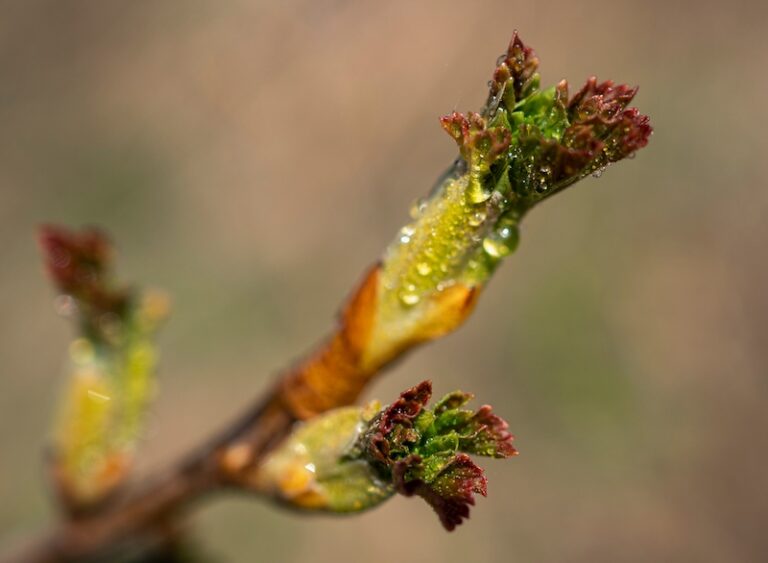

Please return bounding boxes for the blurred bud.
[38,225,130,337]
[39,226,168,508]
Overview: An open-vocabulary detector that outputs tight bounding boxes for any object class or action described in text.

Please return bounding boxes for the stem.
[3,395,296,563]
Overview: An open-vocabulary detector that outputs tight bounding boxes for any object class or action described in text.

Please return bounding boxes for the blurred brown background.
[1,1,766,561]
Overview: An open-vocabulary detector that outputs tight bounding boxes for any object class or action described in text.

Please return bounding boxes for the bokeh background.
[1,1,767,561]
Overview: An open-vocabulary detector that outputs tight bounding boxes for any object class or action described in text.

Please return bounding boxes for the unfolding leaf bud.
[258,381,516,530]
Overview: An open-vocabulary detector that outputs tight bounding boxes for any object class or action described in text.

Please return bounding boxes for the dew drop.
[482,223,519,258]
[87,390,111,403]
[54,294,77,317]
[50,249,71,269]
[292,442,308,455]
[69,338,95,365]
[399,226,415,244]
[483,238,507,258]
[416,262,432,276]
[409,199,427,219]
[399,291,420,307]
[468,184,492,204]
[99,312,122,340]
[468,210,487,227]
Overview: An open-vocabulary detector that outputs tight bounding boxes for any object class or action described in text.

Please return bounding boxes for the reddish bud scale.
[38,225,131,323]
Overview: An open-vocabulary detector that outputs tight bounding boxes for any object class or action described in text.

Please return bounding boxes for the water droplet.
[399,291,420,307]
[409,198,427,219]
[483,238,507,258]
[592,167,605,178]
[482,223,519,258]
[50,249,71,269]
[399,226,415,244]
[99,312,122,340]
[416,262,432,276]
[304,462,316,474]
[69,338,95,365]
[468,184,492,204]
[87,390,111,403]
[54,294,77,317]
[468,210,487,227]
[496,53,507,66]
[627,152,636,159]
[292,442,308,455]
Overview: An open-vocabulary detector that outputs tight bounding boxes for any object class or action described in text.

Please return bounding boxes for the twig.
[5,392,296,563]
